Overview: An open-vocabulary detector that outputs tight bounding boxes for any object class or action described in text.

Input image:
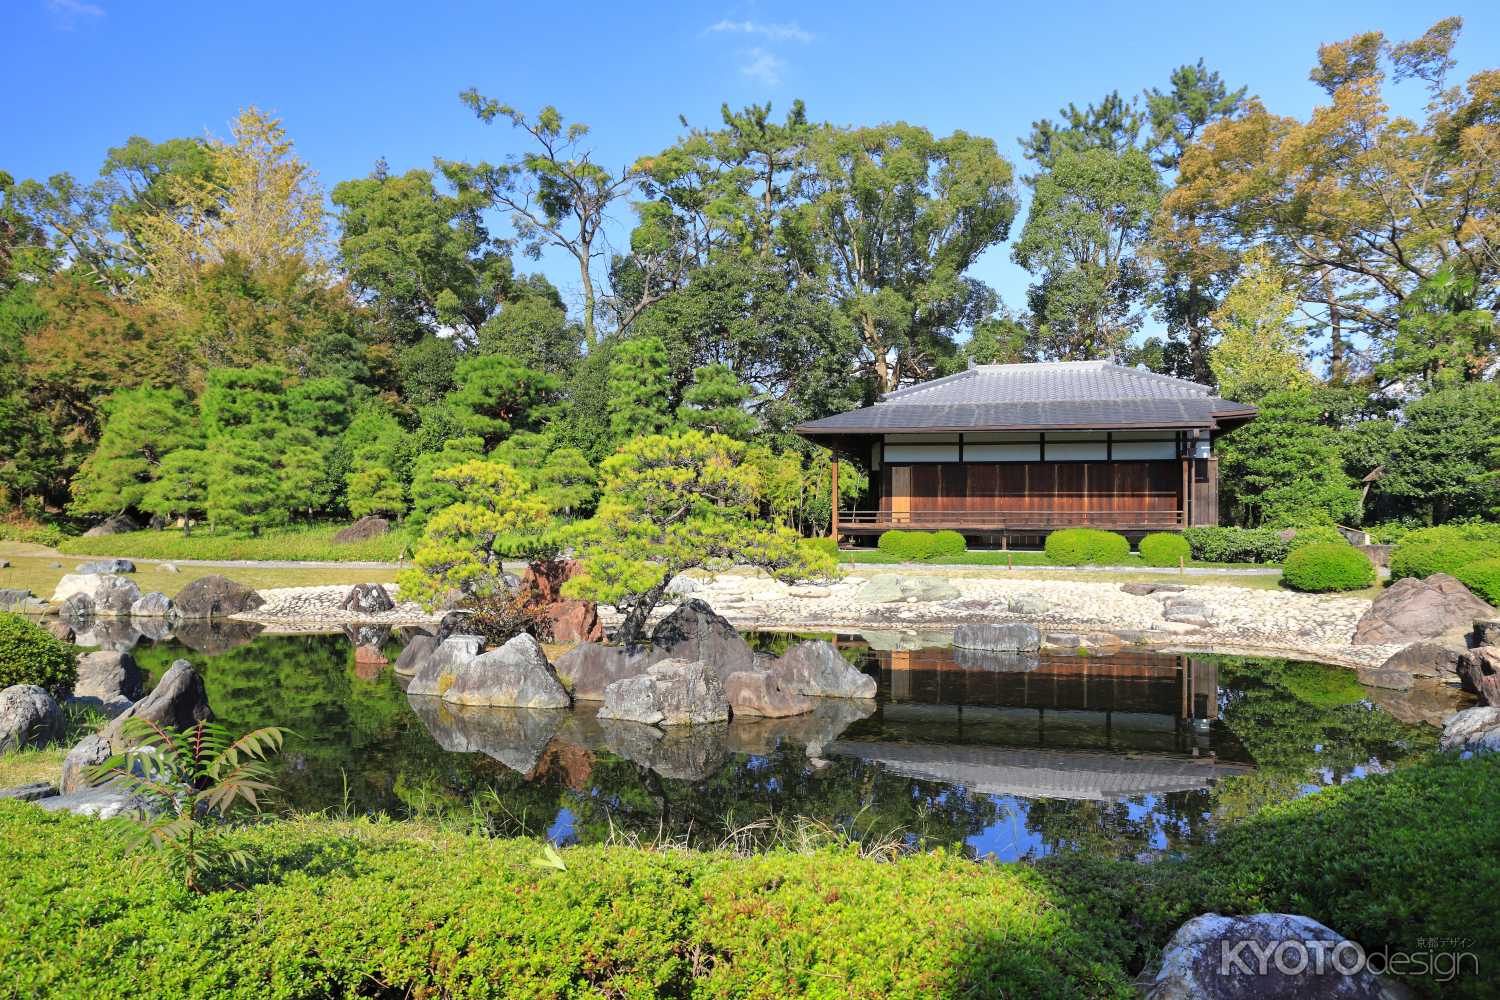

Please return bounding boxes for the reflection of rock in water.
[133,617,175,643]
[951,647,1041,672]
[596,718,730,781]
[406,694,565,774]
[172,620,265,654]
[71,619,142,651]
[344,624,392,649]
[860,630,951,652]
[1364,680,1469,728]
[726,698,876,757]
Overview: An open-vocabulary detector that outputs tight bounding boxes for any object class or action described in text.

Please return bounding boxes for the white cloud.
[46,0,105,29]
[706,19,812,44]
[739,47,786,86]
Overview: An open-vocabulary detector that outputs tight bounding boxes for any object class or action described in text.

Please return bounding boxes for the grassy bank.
[0,753,1494,998]
[56,523,410,563]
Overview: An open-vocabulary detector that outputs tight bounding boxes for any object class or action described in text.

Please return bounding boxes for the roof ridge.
[880,368,979,401]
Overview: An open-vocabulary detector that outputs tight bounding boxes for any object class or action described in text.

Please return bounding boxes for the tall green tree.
[141,449,209,534]
[1378,382,1500,524]
[70,388,200,517]
[1208,249,1312,401]
[679,363,757,440]
[1217,388,1363,527]
[445,354,559,450]
[207,437,286,535]
[606,336,674,442]
[200,366,286,438]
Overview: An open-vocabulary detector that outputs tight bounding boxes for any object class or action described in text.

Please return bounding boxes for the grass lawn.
[56,522,411,563]
[0,747,66,789]
[841,548,1274,570]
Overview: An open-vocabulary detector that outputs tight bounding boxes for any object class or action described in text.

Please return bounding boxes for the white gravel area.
[240,585,438,625]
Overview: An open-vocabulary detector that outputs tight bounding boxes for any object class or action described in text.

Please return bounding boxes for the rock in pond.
[554,642,670,701]
[129,591,174,619]
[1440,706,1500,754]
[1147,912,1402,1000]
[597,659,729,727]
[72,650,144,716]
[769,641,877,699]
[340,583,395,615]
[406,696,565,774]
[433,634,570,709]
[953,623,1041,653]
[855,576,961,604]
[0,685,63,754]
[1458,646,1500,705]
[650,599,758,681]
[1376,641,1463,681]
[333,515,390,543]
[404,635,485,697]
[725,670,814,718]
[394,634,440,677]
[50,574,139,616]
[77,559,135,574]
[173,575,265,619]
[1352,573,1492,645]
[103,660,212,745]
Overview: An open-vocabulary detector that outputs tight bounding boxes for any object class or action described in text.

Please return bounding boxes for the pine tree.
[208,437,286,535]
[606,336,673,443]
[141,448,209,535]
[679,364,757,440]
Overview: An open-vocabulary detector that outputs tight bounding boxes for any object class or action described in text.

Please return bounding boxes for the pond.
[85,622,1441,862]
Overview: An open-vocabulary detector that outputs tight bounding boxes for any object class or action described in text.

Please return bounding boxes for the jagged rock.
[1147,913,1401,1000]
[77,559,135,574]
[435,634,570,709]
[407,696,564,774]
[553,642,669,700]
[596,675,661,724]
[650,599,758,681]
[855,576,961,604]
[103,660,212,745]
[1474,619,1500,647]
[129,592,174,619]
[71,651,144,716]
[405,635,484,697]
[518,559,582,604]
[60,734,111,793]
[769,641,877,699]
[173,575,264,619]
[545,599,603,643]
[0,589,46,614]
[333,516,390,543]
[340,583,395,615]
[0,685,63,754]
[394,635,440,677]
[1352,574,1493,645]
[725,670,814,718]
[1458,646,1500,705]
[1005,593,1056,615]
[81,513,140,537]
[1440,706,1500,754]
[598,659,729,726]
[952,623,1041,652]
[1377,641,1462,680]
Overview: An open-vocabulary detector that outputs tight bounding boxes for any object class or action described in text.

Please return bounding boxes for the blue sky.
[6,0,1496,334]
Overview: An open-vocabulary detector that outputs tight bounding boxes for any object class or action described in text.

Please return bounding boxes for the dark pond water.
[75,620,1442,861]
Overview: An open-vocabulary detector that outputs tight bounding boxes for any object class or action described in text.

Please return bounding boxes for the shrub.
[1181,526,1290,564]
[1281,543,1375,592]
[1138,532,1190,567]
[877,530,934,561]
[1045,528,1130,565]
[929,530,967,560]
[1283,525,1348,554]
[0,613,77,698]
[1454,558,1500,606]
[800,537,841,560]
[1388,524,1500,582]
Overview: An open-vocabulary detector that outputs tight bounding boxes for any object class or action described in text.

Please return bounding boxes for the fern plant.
[88,719,286,892]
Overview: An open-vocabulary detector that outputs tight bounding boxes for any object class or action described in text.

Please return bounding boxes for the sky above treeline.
[6,0,1497,339]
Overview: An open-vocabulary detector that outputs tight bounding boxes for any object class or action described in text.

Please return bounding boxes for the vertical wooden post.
[1181,458,1190,529]
[829,457,840,540]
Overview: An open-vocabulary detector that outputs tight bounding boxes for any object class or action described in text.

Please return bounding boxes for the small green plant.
[800,537,841,560]
[0,613,77,698]
[1044,528,1130,565]
[1138,532,1190,567]
[1454,558,1500,606]
[89,718,286,892]
[1281,544,1376,592]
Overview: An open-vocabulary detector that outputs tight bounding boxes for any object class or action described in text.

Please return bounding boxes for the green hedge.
[0,806,1136,999]
[1455,558,1500,606]
[0,613,76,698]
[875,529,967,562]
[1137,532,1190,567]
[1045,528,1130,566]
[1389,525,1500,582]
[0,520,67,546]
[1281,544,1376,592]
[1181,526,1290,564]
[1283,525,1348,554]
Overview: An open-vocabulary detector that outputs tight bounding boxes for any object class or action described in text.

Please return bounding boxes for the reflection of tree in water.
[1021,789,1214,859]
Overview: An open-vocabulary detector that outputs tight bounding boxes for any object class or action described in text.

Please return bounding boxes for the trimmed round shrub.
[1454,558,1500,606]
[876,530,933,561]
[1045,528,1130,566]
[0,612,77,698]
[928,530,966,561]
[1138,532,1191,567]
[1284,525,1348,554]
[1281,544,1376,592]
[1181,526,1290,564]
[1388,525,1500,582]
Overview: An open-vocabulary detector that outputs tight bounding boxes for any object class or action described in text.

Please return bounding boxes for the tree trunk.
[618,577,671,647]
[578,240,598,351]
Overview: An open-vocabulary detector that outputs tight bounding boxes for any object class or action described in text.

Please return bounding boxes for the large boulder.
[129,592,174,619]
[553,642,669,701]
[77,559,135,574]
[769,641,877,699]
[650,599,758,681]
[433,634,570,709]
[71,651,144,716]
[1351,573,1492,645]
[597,659,729,727]
[404,635,484,697]
[340,583,395,616]
[394,634,440,677]
[545,600,603,643]
[333,516,390,543]
[50,573,140,616]
[103,660,212,744]
[1440,706,1500,754]
[855,575,962,604]
[0,685,63,754]
[1458,646,1500,705]
[173,575,265,619]
[1147,913,1401,1000]
[952,623,1041,653]
[724,670,814,718]
[81,513,140,537]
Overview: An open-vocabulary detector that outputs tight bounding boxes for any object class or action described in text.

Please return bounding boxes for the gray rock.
[172,575,264,619]
[1352,573,1493,645]
[1474,619,1500,647]
[665,574,704,596]
[1440,706,1500,754]
[0,559,7,569]
[333,516,390,543]
[1355,666,1413,691]
[93,575,141,616]
[1458,646,1500,706]
[650,599,758,682]
[77,559,135,574]
[104,660,212,745]
[597,659,729,726]
[0,781,56,801]
[436,634,570,709]
[159,562,180,574]
[71,650,144,716]
[0,685,63,754]
[952,623,1041,652]
[769,641,877,699]
[0,589,47,614]
[1163,601,1214,624]
[1377,641,1462,680]
[404,635,485,697]
[129,591,174,619]
[35,784,159,820]
[393,634,440,677]
[1121,582,1186,596]
[81,513,140,537]
[61,733,112,793]
[724,670,814,718]
[856,576,962,604]
[554,642,670,700]
[340,583,395,616]
[596,675,663,725]
[406,696,564,774]
[1005,593,1056,615]
[1148,912,1401,1000]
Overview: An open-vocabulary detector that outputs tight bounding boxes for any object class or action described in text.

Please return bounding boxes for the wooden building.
[794,361,1256,542]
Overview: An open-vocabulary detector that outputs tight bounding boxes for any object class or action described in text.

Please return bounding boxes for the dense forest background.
[1,17,1496,536]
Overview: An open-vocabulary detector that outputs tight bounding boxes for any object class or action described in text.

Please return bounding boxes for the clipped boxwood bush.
[877,529,933,561]
[1281,543,1376,592]
[1045,528,1130,565]
[1181,526,1290,564]
[929,530,967,560]
[1137,532,1190,567]
[1389,524,1500,582]
[0,612,76,698]
[1283,525,1348,554]
[1455,558,1500,606]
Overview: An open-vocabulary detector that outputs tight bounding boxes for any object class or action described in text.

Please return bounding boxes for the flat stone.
[436,634,570,709]
[1440,706,1500,753]
[856,576,962,604]
[0,781,56,801]
[1355,666,1413,691]
[769,641,877,699]
[158,562,180,574]
[1377,641,1462,680]
[77,559,135,574]
[952,623,1041,652]
[1121,583,1185,596]
[725,670,814,718]
[1005,593,1056,615]
[35,785,159,819]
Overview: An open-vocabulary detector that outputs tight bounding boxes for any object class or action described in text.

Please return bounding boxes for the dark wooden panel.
[941,464,966,512]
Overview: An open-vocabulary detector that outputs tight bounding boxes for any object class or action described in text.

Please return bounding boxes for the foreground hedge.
[1280,543,1376,592]
[0,613,76,698]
